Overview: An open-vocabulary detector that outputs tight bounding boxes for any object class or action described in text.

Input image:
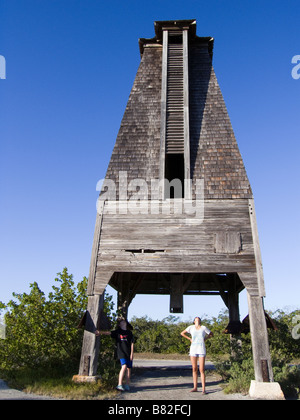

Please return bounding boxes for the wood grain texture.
[93,199,259,295]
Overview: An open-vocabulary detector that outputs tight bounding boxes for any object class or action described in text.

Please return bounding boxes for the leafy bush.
[268,309,300,362]
[0,268,115,376]
[214,309,300,398]
[0,268,88,372]
[214,335,254,394]
[0,268,120,396]
[273,364,300,399]
[223,358,254,394]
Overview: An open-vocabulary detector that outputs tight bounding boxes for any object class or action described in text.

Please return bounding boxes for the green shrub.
[0,268,118,397]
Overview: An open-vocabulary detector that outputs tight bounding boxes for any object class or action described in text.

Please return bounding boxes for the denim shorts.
[189,353,206,358]
[120,358,133,368]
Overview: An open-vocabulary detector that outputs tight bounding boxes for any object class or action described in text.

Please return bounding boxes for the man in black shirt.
[96,317,134,391]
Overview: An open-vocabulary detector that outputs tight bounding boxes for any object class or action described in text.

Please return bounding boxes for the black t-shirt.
[110,328,134,359]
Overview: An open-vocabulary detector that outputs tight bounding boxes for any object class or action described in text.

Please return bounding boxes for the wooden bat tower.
[76,20,282,396]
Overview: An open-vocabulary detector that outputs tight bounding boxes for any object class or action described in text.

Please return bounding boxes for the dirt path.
[114,359,252,400]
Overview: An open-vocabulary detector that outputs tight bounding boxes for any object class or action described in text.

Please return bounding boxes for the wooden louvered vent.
[166,31,184,154]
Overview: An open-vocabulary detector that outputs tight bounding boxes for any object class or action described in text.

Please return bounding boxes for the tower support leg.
[247,293,273,382]
[247,293,284,399]
[227,289,242,356]
[73,293,104,382]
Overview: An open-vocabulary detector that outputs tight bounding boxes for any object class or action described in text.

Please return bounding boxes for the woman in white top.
[181,317,213,393]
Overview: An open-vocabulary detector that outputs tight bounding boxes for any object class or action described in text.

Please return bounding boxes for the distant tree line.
[130,310,300,362]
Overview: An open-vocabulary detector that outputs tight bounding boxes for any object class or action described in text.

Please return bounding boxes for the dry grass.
[1,367,119,400]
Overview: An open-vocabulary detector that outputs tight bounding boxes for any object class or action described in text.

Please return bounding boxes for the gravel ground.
[0,359,252,400]
[114,359,253,400]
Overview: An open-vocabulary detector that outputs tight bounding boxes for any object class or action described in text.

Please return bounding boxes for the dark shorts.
[120,358,133,368]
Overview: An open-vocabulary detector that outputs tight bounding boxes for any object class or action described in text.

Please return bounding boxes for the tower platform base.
[72,375,101,384]
[249,380,285,400]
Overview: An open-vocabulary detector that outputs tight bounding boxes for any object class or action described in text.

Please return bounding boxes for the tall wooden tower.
[77,20,277,389]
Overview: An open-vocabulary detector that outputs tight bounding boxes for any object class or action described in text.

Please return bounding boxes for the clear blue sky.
[1,0,299,322]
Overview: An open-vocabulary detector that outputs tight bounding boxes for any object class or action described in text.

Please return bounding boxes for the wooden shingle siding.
[103,41,252,201]
[104,45,162,200]
[189,46,252,199]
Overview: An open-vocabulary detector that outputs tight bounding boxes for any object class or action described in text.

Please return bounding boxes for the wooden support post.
[87,202,104,296]
[228,290,239,323]
[247,292,274,382]
[227,288,242,356]
[170,274,184,313]
[248,199,266,297]
[78,293,104,377]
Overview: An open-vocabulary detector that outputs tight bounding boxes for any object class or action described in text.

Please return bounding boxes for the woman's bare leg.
[190,356,198,391]
[199,356,206,393]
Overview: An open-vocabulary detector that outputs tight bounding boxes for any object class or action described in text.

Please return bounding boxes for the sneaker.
[124,384,130,391]
[116,385,125,391]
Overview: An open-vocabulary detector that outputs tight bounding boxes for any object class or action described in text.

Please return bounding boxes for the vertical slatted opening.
[165,30,185,198]
[166,31,184,154]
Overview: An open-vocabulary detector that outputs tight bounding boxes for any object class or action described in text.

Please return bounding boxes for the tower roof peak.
[139,19,213,57]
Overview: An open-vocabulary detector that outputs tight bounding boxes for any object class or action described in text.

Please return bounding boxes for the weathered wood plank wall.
[91,198,259,296]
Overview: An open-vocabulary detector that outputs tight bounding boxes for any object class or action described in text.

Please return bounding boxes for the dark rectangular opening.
[165,154,184,198]
[125,249,165,254]
[168,31,183,44]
